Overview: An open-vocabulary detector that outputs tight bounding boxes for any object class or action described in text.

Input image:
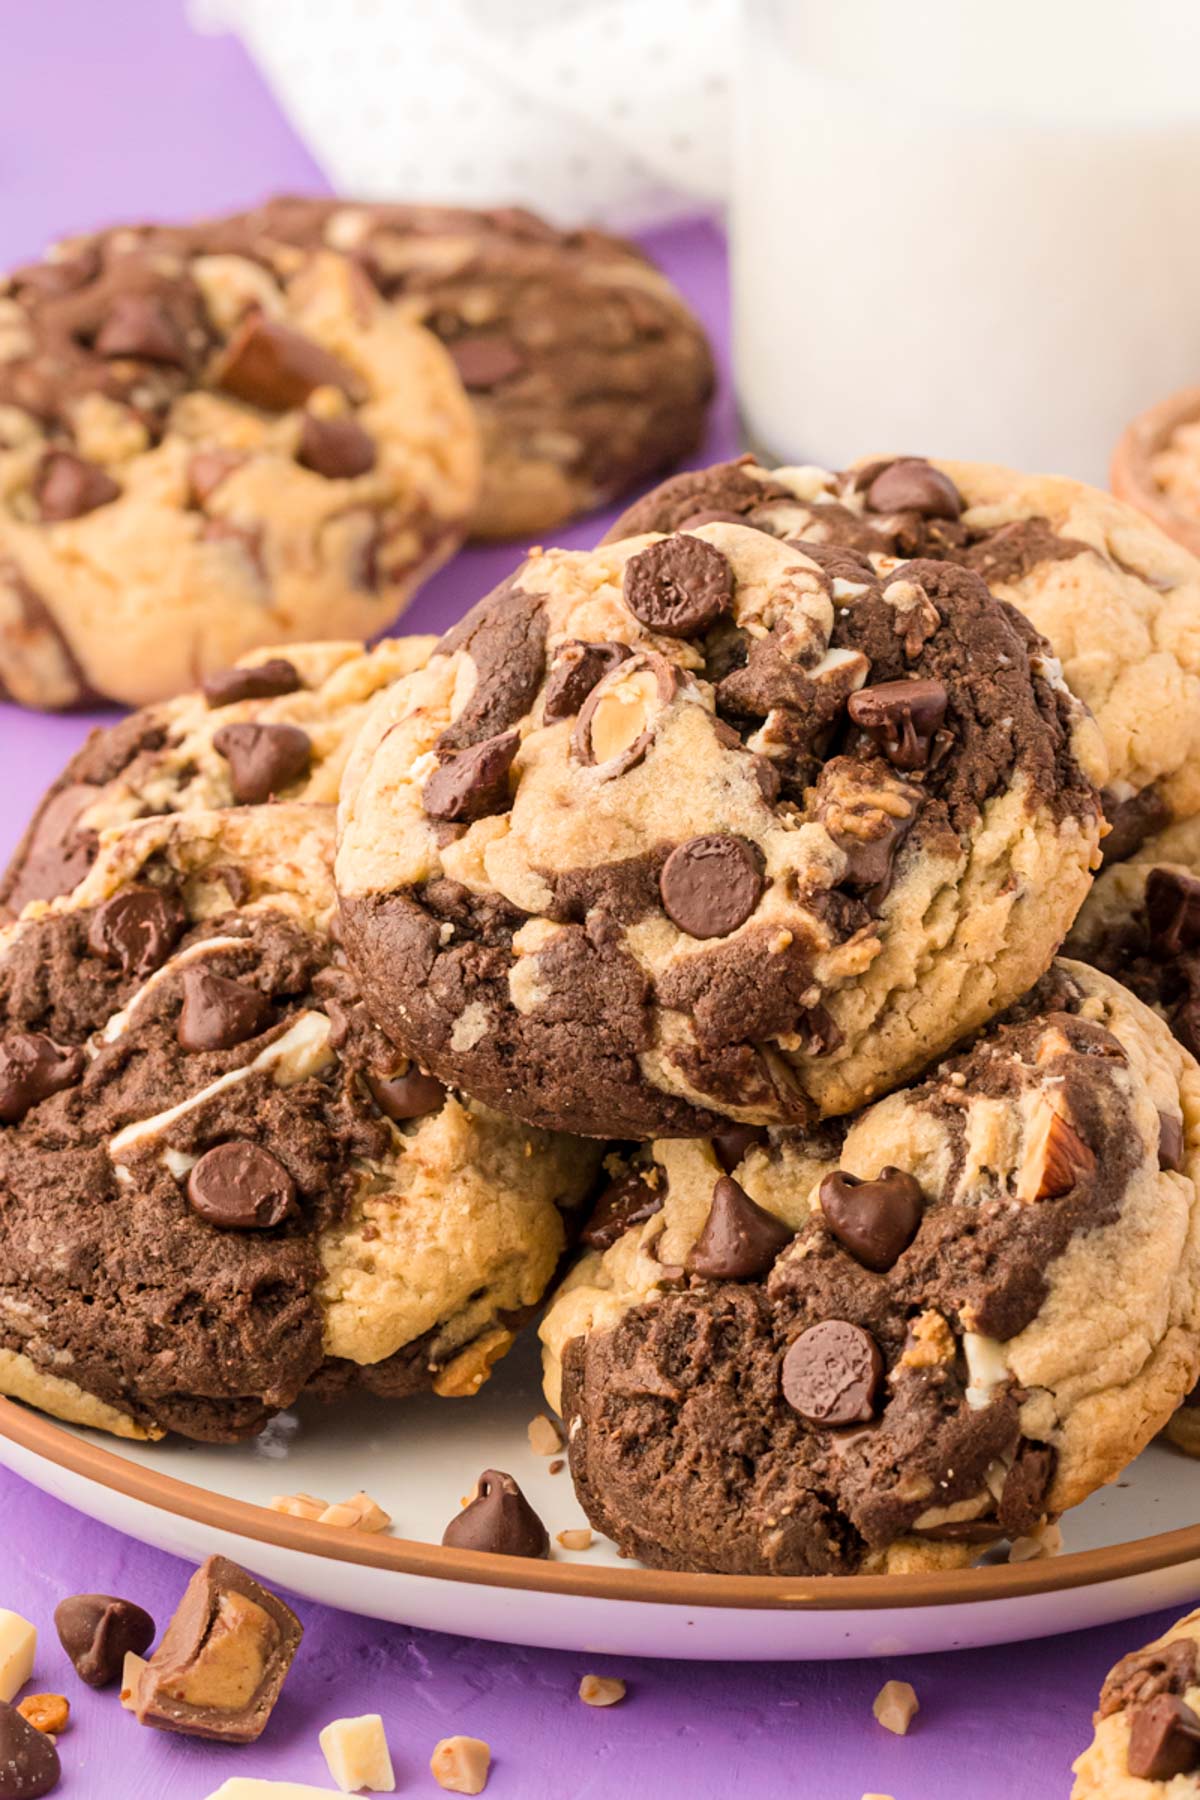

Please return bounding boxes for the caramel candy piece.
[135,1555,302,1743]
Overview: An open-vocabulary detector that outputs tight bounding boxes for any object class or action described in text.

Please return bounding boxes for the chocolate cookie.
[0,221,479,708]
[1072,1607,1200,1794]
[0,635,434,919]
[336,515,1104,1137]
[607,454,1200,875]
[539,962,1200,1576]
[222,197,714,539]
[0,804,597,1443]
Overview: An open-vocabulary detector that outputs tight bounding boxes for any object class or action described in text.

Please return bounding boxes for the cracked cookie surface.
[1072,1608,1200,1796]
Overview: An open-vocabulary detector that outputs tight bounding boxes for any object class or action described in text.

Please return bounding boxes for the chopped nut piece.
[430,1734,491,1794]
[1019,1097,1096,1202]
[120,1651,147,1711]
[556,1529,594,1552]
[268,1492,329,1522]
[16,1694,69,1735]
[319,1712,396,1793]
[579,1674,626,1708]
[317,1491,392,1534]
[0,1609,37,1702]
[549,1459,565,1475]
[527,1413,564,1456]
[433,1328,514,1397]
[1009,1522,1064,1563]
[900,1310,955,1369]
[873,1679,919,1736]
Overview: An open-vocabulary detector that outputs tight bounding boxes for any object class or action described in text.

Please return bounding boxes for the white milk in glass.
[733,0,1200,484]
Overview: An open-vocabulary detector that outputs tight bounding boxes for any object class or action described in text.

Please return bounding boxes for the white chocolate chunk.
[0,1609,36,1702]
[204,1783,342,1799]
[873,1679,919,1736]
[120,1651,147,1711]
[320,1713,396,1793]
[962,1331,1009,1410]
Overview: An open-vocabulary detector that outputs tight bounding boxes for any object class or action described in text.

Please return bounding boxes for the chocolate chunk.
[847,679,949,772]
[212,721,312,804]
[442,1470,550,1558]
[1100,784,1171,867]
[54,1593,155,1688]
[1127,1695,1200,1782]
[623,535,734,638]
[0,1032,84,1124]
[581,1171,664,1251]
[202,656,302,707]
[297,412,376,479]
[366,1065,447,1121]
[659,835,764,939]
[188,449,246,506]
[422,731,518,823]
[677,509,763,530]
[781,1320,884,1427]
[865,458,962,520]
[448,335,526,390]
[543,641,632,722]
[186,1141,297,1230]
[997,1438,1055,1537]
[686,1175,793,1280]
[818,1167,924,1272]
[0,1703,60,1797]
[1159,1111,1186,1173]
[1145,866,1200,958]
[95,294,189,367]
[177,968,271,1053]
[87,887,185,976]
[212,310,362,411]
[34,449,120,522]
[134,1554,302,1743]
[711,1122,768,1175]
[1101,1640,1200,1719]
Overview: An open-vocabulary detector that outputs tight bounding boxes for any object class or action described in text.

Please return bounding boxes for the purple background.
[0,5,1188,1795]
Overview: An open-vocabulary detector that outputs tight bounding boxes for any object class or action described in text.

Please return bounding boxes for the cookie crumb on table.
[317,1491,392,1533]
[873,1680,919,1736]
[579,1674,626,1708]
[430,1734,491,1794]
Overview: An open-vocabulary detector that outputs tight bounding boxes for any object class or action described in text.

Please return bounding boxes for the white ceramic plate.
[2,1334,1198,1661]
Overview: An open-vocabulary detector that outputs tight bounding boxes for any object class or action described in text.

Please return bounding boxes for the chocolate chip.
[1127,1695,1200,1781]
[581,1171,664,1251]
[202,656,302,707]
[366,1066,447,1120]
[847,678,949,772]
[34,449,120,522]
[1146,866,1200,958]
[212,310,362,411]
[442,1469,550,1558]
[177,968,271,1053]
[448,336,525,391]
[659,835,764,939]
[95,294,189,367]
[188,449,246,506]
[543,642,632,723]
[1159,1111,1186,1173]
[186,1141,297,1230]
[212,721,312,804]
[0,1033,84,1124]
[818,1167,924,1272]
[865,458,962,520]
[686,1175,793,1280]
[623,535,735,638]
[711,1122,768,1175]
[87,888,185,977]
[781,1320,884,1426]
[54,1592,155,1688]
[297,412,376,479]
[422,730,519,823]
[0,1703,61,1797]
[996,1438,1056,1537]
[1100,784,1171,867]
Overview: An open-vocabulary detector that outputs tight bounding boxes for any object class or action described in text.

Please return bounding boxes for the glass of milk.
[733,0,1200,484]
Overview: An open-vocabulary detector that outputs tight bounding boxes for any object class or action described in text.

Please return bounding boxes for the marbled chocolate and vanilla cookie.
[539,962,1200,1576]
[1072,1608,1200,1796]
[0,805,597,1443]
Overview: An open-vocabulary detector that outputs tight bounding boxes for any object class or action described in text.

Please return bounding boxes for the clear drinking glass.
[733,0,1200,483]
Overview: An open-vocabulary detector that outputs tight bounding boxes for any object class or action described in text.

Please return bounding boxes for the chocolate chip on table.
[442,1470,550,1559]
[177,968,271,1053]
[422,731,519,823]
[542,641,632,722]
[202,656,302,707]
[447,335,525,391]
[711,1122,769,1175]
[781,1319,884,1427]
[0,1702,60,1797]
[847,678,949,772]
[659,835,764,939]
[0,1033,84,1124]
[87,887,186,976]
[864,458,963,520]
[95,293,190,367]
[1127,1694,1200,1781]
[297,412,377,479]
[54,1593,155,1688]
[186,1141,298,1230]
[34,449,120,522]
[819,1167,924,1272]
[1159,1110,1186,1173]
[1145,866,1200,958]
[212,721,312,804]
[211,309,363,411]
[581,1171,664,1251]
[686,1175,794,1280]
[623,534,735,637]
[366,1065,447,1121]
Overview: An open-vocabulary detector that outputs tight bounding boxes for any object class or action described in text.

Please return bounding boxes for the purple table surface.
[0,6,1189,1797]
